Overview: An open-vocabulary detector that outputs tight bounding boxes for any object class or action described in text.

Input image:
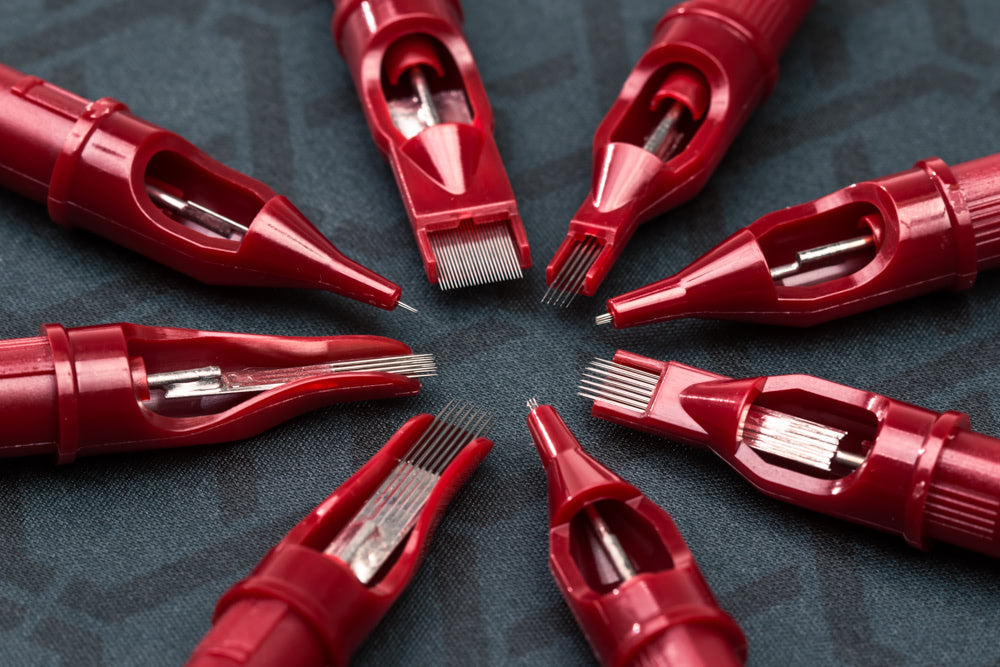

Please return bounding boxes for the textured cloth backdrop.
[1,0,999,665]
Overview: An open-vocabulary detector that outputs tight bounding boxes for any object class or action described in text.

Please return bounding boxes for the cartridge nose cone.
[607,229,774,328]
[606,282,687,328]
[590,143,665,212]
[679,378,766,452]
[527,404,583,465]
[400,124,484,194]
[526,404,630,523]
[241,196,402,310]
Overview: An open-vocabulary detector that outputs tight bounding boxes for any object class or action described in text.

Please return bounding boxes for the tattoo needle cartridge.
[187,402,494,666]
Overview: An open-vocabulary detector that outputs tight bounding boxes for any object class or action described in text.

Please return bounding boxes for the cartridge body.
[546,0,813,299]
[586,351,1000,558]
[605,154,1000,328]
[0,323,422,463]
[528,403,745,667]
[186,412,493,667]
[331,0,530,287]
[0,64,401,309]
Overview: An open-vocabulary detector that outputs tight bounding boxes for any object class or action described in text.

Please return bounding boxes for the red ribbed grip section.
[675,0,814,88]
[953,154,1000,271]
[924,428,1000,555]
[720,0,814,56]
[924,482,999,543]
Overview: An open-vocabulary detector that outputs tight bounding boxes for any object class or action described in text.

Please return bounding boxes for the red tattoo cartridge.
[526,399,746,667]
[580,352,1000,559]
[0,322,434,463]
[0,63,412,312]
[598,153,1000,328]
[330,0,531,290]
[543,0,813,306]
[186,402,494,667]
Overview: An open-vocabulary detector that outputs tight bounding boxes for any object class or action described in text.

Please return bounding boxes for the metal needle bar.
[642,100,687,160]
[147,184,249,237]
[585,504,637,582]
[410,66,441,127]
[770,235,875,281]
[835,449,867,468]
[145,366,221,388]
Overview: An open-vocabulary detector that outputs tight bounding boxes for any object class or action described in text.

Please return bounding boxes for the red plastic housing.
[186,413,493,667]
[330,0,531,284]
[0,63,402,310]
[527,403,745,667]
[605,154,1000,327]
[589,351,1000,558]
[0,322,422,463]
[547,0,813,296]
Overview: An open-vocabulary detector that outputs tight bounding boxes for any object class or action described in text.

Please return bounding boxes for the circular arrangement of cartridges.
[1,1,999,666]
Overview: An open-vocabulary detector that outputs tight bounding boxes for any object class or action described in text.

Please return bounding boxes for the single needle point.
[595,313,612,326]
[397,301,418,313]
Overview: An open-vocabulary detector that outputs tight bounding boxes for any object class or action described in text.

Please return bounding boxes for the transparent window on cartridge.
[760,203,881,288]
[381,35,473,139]
[145,151,263,242]
[738,390,878,479]
[569,500,674,592]
[609,65,708,163]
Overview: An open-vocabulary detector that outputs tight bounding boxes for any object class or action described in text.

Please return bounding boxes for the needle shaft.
[147,184,249,237]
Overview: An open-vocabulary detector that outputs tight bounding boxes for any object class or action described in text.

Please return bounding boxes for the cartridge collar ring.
[916,157,976,291]
[217,545,360,666]
[40,324,80,464]
[46,97,129,227]
[622,602,746,666]
[657,3,780,96]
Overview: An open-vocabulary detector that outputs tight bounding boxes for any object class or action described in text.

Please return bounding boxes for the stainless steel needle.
[410,66,441,127]
[586,504,637,582]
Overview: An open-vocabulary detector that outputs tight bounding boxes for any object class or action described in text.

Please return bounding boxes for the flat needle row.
[429,220,524,290]
[324,400,494,584]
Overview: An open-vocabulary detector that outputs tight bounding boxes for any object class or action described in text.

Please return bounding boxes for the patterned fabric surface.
[1,0,999,665]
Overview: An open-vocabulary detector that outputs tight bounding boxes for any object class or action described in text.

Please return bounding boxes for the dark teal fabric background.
[1,0,999,664]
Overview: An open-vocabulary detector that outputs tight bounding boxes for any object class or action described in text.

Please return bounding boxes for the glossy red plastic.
[547,0,813,296]
[605,153,1000,327]
[527,402,745,667]
[331,0,531,284]
[0,63,402,310]
[0,322,422,463]
[589,351,1000,558]
[186,413,493,667]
